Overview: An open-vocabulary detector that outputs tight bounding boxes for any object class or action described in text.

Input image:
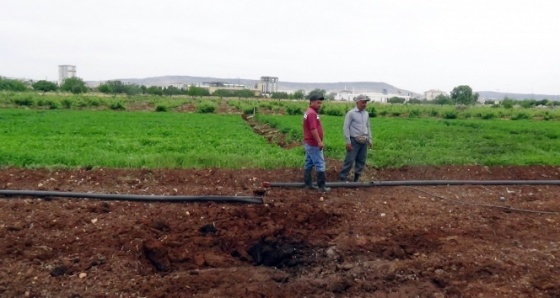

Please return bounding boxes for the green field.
[0,109,301,169]
[258,114,560,167]
[1,109,559,169]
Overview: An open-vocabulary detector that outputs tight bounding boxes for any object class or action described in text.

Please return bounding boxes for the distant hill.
[476,91,559,101]
[86,75,557,101]
[96,75,419,96]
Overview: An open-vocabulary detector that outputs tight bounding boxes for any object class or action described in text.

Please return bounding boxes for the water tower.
[58,65,76,85]
[258,76,278,95]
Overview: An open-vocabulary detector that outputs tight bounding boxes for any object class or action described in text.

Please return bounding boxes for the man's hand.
[346,143,352,151]
[368,142,374,149]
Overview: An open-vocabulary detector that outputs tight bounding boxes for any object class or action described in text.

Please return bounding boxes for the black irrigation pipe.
[263,180,560,188]
[0,190,263,204]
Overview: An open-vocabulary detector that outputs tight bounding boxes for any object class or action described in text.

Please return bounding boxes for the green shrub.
[442,110,458,119]
[461,111,472,119]
[87,98,103,107]
[511,112,531,120]
[196,103,216,113]
[481,112,496,120]
[286,106,303,115]
[155,105,168,112]
[324,107,344,116]
[408,109,421,118]
[367,106,377,117]
[13,96,34,106]
[47,99,61,110]
[243,107,256,115]
[110,101,126,110]
[61,98,73,109]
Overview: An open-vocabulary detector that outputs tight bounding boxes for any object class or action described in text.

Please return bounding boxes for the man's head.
[309,94,325,111]
[354,94,370,111]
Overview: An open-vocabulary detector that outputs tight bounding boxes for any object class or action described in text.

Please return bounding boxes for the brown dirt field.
[1,164,559,297]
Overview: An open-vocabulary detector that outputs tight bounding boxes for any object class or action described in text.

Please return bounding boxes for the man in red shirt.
[302,94,330,192]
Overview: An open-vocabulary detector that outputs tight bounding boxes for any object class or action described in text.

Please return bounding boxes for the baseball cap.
[309,94,325,101]
[354,94,370,102]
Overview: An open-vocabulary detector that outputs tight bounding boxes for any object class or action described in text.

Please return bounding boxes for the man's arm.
[343,111,352,144]
[311,129,324,150]
[367,116,373,147]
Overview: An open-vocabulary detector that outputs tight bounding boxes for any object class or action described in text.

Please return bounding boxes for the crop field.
[1,108,560,169]
[1,98,559,297]
[0,109,302,169]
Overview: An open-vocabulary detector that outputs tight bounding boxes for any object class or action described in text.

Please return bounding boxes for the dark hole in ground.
[247,237,312,268]
[199,223,217,235]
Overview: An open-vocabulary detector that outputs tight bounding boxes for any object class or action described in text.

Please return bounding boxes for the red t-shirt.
[303,107,323,146]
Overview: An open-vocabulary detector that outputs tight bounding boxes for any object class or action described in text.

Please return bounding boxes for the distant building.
[58,65,76,85]
[201,81,249,94]
[424,89,447,100]
[258,76,278,94]
[335,91,412,103]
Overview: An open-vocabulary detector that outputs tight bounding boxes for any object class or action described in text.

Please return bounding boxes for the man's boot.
[317,172,331,192]
[353,174,361,182]
[304,169,317,189]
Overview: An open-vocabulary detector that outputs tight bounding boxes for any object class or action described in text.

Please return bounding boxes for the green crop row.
[2,92,559,121]
[256,114,560,168]
[0,109,302,169]
[2,108,560,169]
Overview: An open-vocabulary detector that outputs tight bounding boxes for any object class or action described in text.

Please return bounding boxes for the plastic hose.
[263,180,560,188]
[0,190,263,204]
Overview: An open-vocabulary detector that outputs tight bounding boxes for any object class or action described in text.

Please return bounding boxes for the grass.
[1,108,560,169]
[0,109,302,169]
[257,114,560,168]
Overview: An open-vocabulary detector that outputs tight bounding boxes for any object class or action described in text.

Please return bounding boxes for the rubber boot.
[304,169,317,189]
[317,172,331,192]
[353,174,361,182]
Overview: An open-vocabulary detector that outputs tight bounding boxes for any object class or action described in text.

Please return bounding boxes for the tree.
[292,89,305,100]
[501,98,515,109]
[408,98,423,104]
[234,89,255,98]
[186,85,210,97]
[32,80,58,93]
[146,86,164,96]
[450,85,478,105]
[61,77,87,94]
[271,92,289,99]
[163,85,182,96]
[97,80,128,94]
[433,94,453,105]
[387,97,406,104]
[0,77,28,91]
[307,88,326,100]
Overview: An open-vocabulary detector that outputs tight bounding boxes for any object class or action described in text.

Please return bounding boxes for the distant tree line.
[1,77,558,107]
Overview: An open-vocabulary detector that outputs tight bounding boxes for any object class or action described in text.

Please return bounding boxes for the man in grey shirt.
[339,94,373,182]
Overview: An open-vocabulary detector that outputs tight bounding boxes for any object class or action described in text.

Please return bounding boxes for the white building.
[58,65,76,85]
[258,76,278,94]
[335,91,412,103]
[424,89,447,100]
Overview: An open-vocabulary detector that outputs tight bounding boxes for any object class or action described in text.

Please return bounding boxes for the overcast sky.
[1,0,559,95]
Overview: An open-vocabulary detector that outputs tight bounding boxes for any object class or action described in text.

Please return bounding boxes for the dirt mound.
[1,166,559,297]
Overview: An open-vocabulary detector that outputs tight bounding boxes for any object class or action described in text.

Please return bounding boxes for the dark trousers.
[339,138,368,180]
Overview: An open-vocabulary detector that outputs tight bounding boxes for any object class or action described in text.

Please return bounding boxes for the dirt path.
[1,165,559,297]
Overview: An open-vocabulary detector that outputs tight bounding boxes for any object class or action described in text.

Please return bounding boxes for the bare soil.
[1,164,559,297]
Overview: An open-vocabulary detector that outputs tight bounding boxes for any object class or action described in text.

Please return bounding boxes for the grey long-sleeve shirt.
[343,108,372,144]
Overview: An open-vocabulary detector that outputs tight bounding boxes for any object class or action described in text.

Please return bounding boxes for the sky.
[1,0,559,95]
